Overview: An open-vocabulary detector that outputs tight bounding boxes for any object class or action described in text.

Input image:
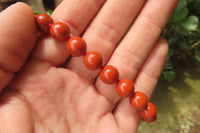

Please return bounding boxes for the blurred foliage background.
[139,0,200,132]
[0,0,200,132]
[161,0,200,82]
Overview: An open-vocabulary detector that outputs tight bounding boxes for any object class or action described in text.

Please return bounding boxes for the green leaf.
[162,70,176,81]
[194,55,200,62]
[163,61,173,70]
[46,10,53,16]
[169,0,188,23]
[31,6,41,15]
[166,49,174,61]
[174,24,189,35]
[180,16,199,31]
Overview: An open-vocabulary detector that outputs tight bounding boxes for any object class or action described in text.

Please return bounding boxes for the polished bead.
[50,22,70,41]
[116,79,135,97]
[84,51,103,70]
[100,65,119,84]
[139,102,157,123]
[129,91,148,111]
[67,37,87,56]
[35,13,53,33]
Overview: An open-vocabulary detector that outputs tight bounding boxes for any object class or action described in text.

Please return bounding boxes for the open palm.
[0,1,178,133]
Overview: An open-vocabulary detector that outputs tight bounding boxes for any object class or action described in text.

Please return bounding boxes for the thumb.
[0,2,37,91]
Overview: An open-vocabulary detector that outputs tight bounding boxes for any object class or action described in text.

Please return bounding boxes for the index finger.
[32,0,106,65]
[52,0,106,36]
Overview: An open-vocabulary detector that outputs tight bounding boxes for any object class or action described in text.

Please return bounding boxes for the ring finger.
[95,0,179,106]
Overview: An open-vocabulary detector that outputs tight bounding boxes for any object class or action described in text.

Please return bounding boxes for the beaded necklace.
[35,13,157,123]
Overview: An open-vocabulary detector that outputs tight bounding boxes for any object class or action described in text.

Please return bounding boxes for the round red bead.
[116,79,135,97]
[84,51,103,70]
[139,102,157,123]
[67,37,87,56]
[100,65,119,84]
[129,91,148,111]
[50,22,70,41]
[35,13,53,33]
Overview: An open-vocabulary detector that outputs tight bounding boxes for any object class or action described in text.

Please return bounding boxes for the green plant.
[32,7,52,15]
[31,6,41,15]
[161,0,200,81]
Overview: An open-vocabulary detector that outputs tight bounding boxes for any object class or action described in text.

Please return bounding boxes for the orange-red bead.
[100,65,119,84]
[67,37,87,56]
[129,91,148,111]
[84,51,103,70]
[35,13,53,33]
[139,102,157,123]
[50,22,70,41]
[116,79,135,97]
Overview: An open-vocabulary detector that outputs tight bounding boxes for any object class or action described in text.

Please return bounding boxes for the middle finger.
[67,0,146,80]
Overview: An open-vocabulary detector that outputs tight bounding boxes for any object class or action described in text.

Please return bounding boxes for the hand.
[0,1,178,132]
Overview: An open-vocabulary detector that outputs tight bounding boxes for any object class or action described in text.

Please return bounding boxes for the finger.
[32,0,106,65]
[95,0,179,105]
[67,0,145,80]
[114,37,168,132]
[52,0,106,36]
[0,3,37,91]
[135,38,168,98]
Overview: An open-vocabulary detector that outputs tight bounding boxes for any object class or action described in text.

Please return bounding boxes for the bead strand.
[35,13,53,33]
[100,65,119,84]
[50,22,71,41]
[84,51,103,70]
[34,13,157,123]
[67,37,87,57]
